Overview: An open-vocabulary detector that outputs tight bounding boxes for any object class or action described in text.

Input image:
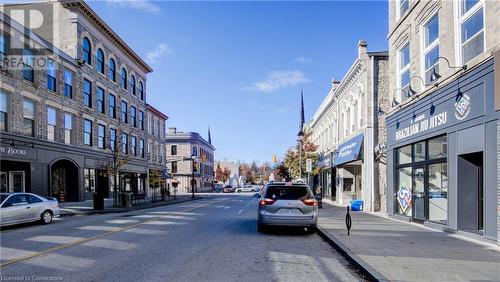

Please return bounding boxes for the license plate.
[279,209,300,215]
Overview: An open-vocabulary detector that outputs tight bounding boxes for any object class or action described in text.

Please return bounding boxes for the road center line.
[0,198,220,268]
[237,209,244,214]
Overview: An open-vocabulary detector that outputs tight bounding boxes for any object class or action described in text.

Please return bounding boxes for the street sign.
[306,159,312,173]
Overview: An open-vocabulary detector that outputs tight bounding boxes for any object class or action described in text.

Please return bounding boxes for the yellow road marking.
[0,199,219,267]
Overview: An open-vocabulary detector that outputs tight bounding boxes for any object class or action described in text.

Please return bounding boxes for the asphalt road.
[0,194,365,282]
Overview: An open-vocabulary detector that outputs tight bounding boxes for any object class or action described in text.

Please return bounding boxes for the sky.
[87,0,388,164]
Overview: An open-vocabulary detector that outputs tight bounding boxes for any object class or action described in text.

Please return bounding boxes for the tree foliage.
[282,132,319,179]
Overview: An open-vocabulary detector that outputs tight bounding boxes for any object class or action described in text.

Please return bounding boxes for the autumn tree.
[283,132,319,179]
[222,167,231,183]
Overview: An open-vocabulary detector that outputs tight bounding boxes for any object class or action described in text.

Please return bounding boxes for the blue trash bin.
[350,199,364,211]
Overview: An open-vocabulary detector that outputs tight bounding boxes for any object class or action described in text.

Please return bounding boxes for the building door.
[0,172,7,193]
[412,166,426,221]
[457,152,483,232]
[9,171,25,193]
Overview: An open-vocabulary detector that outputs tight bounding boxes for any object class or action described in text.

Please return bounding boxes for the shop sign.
[306,159,312,173]
[0,145,36,160]
[396,183,412,214]
[455,94,471,120]
[395,111,447,141]
[334,133,364,166]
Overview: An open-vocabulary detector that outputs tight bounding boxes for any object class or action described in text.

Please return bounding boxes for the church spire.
[299,89,305,132]
[208,126,212,144]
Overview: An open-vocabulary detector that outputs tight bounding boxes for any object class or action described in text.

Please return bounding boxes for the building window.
[82,37,91,65]
[399,43,410,99]
[395,135,448,224]
[459,0,484,64]
[138,82,144,100]
[423,14,439,84]
[83,79,92,108]
[130,75,136,95]
[64,113,72,145]
[151,118,155,135]
[192,146,198,156]
[47,60,56,92]
[138,110,144,130]
[84,119,92,146]
[110,128,116,152]
[23,48,34,82]
[0,34,8,58]
[122,133,128,154]
[109,58,116,82]
[147,114,152,134]
[97,48,104,74]
[120,68,127,90]
[98,124,105,149]
[171,145,177,155]
[139,139,144,158]
[399,0,409,18]
[97,87,105,114]
[172,161,178,173]
[47,107,56,141]
[109,94,116,118]
[84,168,96,193]
[130,106,136,127]
[22,99,35,137]
[131,136,137,156]
[0,92,8,132]
[121,101,128,123]
[64,70,72,98]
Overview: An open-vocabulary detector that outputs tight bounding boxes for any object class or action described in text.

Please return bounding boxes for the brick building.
[0,0,167,201]
[385,0,500,243]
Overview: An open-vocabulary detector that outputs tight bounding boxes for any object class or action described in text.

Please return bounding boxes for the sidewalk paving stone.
[317,202,500,282]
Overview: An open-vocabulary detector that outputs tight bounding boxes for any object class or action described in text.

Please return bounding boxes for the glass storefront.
[395,135,448,224]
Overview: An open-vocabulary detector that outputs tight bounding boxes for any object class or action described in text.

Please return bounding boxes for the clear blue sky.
[88,0,388,164]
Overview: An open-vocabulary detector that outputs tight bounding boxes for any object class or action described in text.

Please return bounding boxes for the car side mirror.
[254,193,260,198]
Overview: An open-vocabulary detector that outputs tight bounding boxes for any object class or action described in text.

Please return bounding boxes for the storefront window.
[413,141,426,162]
[84,169,95,193]
[396,167,412,216]
[428,163,448,224]
[428,135,447,159]
[397,145,412,164]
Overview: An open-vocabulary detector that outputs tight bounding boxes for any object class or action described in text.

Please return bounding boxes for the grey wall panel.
[485,121,497,240]
[457,125,484,155]
[386,149,394,214]
[448,132,458,230]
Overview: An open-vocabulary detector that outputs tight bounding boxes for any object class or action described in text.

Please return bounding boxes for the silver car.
[0,193,60,227]
[256,182,318,233]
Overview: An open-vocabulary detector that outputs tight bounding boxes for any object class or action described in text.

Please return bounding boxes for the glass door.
[412,167,426,221]
[9,171,25,193]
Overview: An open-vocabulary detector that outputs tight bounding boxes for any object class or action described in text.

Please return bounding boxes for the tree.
[283,132,319,179]
[274,162,291,182]
[222,167,231,183]
[215,163,224,182]
[98,137,130,207]
[149,169,165,202]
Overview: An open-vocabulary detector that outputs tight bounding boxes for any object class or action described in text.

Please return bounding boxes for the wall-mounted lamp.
[430,56,467,82]
[391,88,405,107]
[408,75,427,96]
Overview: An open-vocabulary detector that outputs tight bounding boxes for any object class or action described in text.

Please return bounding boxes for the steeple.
[299,89,305,132]
[208,126,212,144]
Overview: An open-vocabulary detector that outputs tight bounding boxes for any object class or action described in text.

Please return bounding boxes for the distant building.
[166,127,215,193]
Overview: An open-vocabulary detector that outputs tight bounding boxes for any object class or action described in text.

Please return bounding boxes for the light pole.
[297,130,304,181]
[191,154,196,199]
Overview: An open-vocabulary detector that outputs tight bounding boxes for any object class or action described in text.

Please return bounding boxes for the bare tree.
[98,137,130,207]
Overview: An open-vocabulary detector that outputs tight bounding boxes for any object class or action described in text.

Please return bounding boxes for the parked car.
[256,182,318,233]
[0,193,60,227]
[235,185,255,193]
[223,185,235,193]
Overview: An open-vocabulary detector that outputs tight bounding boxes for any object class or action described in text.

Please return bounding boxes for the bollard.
[345,205,352,236]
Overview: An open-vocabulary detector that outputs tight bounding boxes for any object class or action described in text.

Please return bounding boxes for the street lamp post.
[191,154,195,199]
[297,130,304,181]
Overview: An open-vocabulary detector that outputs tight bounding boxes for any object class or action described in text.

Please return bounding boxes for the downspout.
[370,55,378,211]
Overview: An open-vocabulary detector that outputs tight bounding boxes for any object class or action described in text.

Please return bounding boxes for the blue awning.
[334,133,364,166]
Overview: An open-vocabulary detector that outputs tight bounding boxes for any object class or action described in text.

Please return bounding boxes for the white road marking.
[237,209,244,214]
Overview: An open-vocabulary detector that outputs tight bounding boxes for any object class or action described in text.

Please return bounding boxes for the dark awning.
[334,133,364,166]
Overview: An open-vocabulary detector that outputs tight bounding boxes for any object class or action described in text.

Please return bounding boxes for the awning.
[334,133,364,166]
[317,152,333,169]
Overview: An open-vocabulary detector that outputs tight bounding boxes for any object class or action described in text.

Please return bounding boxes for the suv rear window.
[265,186,312,200]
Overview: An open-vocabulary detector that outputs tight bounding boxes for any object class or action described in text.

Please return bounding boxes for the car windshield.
[1,194,8,203]
[265,186,312,200]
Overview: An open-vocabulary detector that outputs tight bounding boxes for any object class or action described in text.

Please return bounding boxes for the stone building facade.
[165,128,215,194]
[385,0,500,243]
[0,1,166,201]
[308,40,388,212]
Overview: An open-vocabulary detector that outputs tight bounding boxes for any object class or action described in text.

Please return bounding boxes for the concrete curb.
[60,197,202,217]
[316,225,389,282]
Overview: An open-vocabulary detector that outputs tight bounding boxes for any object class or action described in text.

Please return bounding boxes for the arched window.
[82,37,91,64]
[97,49,104,74]
[109,58,116,82]
[130,75,136,95]
[120,68,127,89]
[192,146,198,156]
[138,81,144,100]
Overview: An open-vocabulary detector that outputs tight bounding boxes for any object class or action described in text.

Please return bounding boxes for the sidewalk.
[317,202,500,281]
[59,194,201,217]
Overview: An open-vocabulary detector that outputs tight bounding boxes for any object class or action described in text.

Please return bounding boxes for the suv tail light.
[302,199,318,206]
[259,198,275,206]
